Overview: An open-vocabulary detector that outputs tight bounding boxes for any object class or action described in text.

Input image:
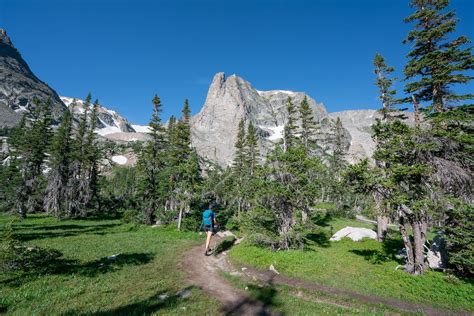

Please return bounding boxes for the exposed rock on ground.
[329,226,377,241]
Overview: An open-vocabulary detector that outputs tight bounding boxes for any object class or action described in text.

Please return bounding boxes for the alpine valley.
[0,28,409,166]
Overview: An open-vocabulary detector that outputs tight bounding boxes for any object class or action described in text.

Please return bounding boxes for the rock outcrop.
[329,110,414,163]
[0,29,66,127]
[191,72,350,166]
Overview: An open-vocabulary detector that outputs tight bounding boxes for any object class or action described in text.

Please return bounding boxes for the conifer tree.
[136,95,167,225]
[372,54,405,241]
[84,99,101,213]
[66,94,90,217]
[44,109,73,218]
[233,119,246,173]
[245,121,259,176]
[299,96,317,150]
[283,97,298,151]
[11,100,52,218]
[373,53,406,121]
[403,0,473,112]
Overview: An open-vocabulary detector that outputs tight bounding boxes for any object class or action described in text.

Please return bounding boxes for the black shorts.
[203,225,214,233]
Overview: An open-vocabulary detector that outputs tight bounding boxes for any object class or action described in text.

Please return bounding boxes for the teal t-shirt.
[202,209,215,226]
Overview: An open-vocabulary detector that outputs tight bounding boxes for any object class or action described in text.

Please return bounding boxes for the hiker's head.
[209,203,216,210]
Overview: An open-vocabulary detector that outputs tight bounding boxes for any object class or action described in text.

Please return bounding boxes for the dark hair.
[209,203,216,210]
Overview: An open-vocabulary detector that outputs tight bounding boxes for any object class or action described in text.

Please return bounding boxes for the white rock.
[216,230,236,238]
[330,226,377,242]
[269,264,279,274]
[427,235,447,269]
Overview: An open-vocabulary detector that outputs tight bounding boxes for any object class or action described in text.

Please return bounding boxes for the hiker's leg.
[205,231,212,252]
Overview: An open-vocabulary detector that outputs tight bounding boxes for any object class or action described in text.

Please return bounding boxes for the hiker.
[201,204,217,256]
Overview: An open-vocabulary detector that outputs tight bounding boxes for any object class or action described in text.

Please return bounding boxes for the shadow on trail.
[221,276,282,316]
[62,286,196,316]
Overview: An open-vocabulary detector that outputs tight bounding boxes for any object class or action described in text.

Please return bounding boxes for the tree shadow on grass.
[313,212,332,228]
[12,223,121,242]
[305,231,331,248]
[1,253,154,287]
[62,286,197,316]
[222,276,282,316]
[350,236,406,265]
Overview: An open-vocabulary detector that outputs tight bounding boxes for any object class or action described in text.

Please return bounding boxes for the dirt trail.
[181,236,468,316]
[181,236,277,315]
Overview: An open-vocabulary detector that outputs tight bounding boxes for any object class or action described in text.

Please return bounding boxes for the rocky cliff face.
[329,110,414,163]
[0,29,66,127]
[191,72,350,166]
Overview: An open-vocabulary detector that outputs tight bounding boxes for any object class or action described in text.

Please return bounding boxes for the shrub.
[120,209,144,224]
[445,203,474,276]
[0,222,62,274]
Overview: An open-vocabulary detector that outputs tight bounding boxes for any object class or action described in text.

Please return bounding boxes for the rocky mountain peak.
[0,29,13,47]
[0,29,66,127]
[191,72,349,166]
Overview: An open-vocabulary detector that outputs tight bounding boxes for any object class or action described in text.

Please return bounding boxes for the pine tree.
[136,94,167,225]
[84,99,101,213]
[233,119,246,173]
[372,54,406,241]
[373,53,406,121]
[66,93,90,217]
[12,100,52,218]
[403,0,474,112]
[299,96,317,150]
[283,97,298,151]
[44,109,73,218]
[245,121,259,175]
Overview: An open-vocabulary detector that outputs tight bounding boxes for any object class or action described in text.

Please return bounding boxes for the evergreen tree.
[44,109,73,218]
[66,93,90,217]
[299,96,317,150]
[12,100,52,218]
[84,99,101,213]
[373,53,406,121]
[136,95,167,225]
[245,121,259,175]
[403,0,474,112]
[233,119,246,173]
[283,97,298,151]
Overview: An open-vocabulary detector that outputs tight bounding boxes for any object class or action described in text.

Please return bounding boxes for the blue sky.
[1,0,473,124]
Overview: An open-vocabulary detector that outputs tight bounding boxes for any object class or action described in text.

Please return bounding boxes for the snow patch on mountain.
[60,96,137,136]
[112,155,128,165]
[268,125,284,141]
[131,124,151,133]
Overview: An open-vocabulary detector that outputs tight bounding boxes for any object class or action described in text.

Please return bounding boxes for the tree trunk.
[177,205,183,231]
[399,217,415,273]
[376,215,388,242]
[411,218,428,275]
[373,192,388,241]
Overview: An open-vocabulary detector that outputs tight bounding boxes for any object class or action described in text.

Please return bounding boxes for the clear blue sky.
[1,0,473,124]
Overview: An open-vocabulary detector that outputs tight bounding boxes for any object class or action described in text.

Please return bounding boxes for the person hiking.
[201,204,217,256]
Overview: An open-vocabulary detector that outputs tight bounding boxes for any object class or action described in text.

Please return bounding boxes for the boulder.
[427,234,448,270]
[330,226,377,242]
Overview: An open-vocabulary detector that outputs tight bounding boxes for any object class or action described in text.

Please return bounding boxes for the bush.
[120,209,144,224]
[0,222,62,274]
[445,203,474,276]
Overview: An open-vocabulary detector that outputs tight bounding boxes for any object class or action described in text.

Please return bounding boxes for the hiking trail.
[181,235,468,316]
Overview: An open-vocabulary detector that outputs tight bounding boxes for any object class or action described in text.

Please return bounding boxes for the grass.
[229,217,474,312]
[222,273,421,315]
[0,214,219,315]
